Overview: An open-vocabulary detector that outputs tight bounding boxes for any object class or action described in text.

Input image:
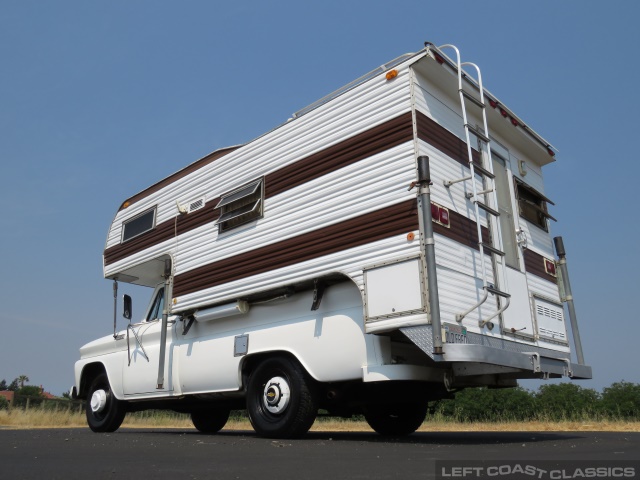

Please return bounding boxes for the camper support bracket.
[416,156,443,355]
[182,315,195,335]
[157,259,172,389]
[311,279,325,311]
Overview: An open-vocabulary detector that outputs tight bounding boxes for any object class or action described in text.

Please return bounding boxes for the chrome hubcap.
[263,376,290,414]
[90,389,108,413]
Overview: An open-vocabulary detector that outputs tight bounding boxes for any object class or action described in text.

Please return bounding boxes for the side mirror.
[123,294,132,320]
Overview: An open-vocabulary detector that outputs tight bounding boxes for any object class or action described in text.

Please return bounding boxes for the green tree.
[17,385,44,397]
[8,379,19,391]
[536,383,600,420]
[0,379,7,390]
[17,375,29,389]
[600,381,640,419]
[430,387,537,422]
[0,396,9,410]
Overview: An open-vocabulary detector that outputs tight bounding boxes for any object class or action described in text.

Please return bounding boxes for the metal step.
[461,90,485,109]
[465,123,490,143]
[475,200,500,217]
[480,242,505,256]
[471,163,495,179]
[486,286,511,298]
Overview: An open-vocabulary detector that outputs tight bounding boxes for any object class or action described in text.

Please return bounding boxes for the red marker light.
[434,53,445,65]
[547,148,556,157]
[510,117,519,127]
[489,99,498,108]
[439,208,450,226]
[544,259,557,277]
[500,108,508,118]
[431,203,439,218]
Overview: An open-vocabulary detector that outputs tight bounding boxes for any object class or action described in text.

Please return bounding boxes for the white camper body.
[73,44,591,438]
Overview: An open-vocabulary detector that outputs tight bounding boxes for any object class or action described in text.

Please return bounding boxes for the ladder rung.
[465,123,490,143]
[486,286,511,298]
[461,90,485,109]
[480,242,505,256]
[471,163,495,179]
[475,201,500,217]
[466,188,494,199]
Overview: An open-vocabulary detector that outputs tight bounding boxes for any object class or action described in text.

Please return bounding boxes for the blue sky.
[1,1,638,396]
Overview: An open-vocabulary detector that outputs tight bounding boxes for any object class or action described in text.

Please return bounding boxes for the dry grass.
[1,407,639,432]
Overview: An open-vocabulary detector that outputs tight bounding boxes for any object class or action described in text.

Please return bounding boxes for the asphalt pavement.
[1,428,638,480]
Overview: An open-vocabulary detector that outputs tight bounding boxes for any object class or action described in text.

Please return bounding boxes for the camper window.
[514,179,556,231]
[215,178,264,233]
[122,207,156,243]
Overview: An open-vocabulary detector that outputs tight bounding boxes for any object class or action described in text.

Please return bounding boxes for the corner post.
[157,259,172,389]
[554,236,585,365]
[417,156,443,354]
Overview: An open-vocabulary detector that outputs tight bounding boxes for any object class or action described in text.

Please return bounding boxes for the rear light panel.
[431,202,450,228]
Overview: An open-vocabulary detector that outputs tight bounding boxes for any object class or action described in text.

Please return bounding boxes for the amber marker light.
[407,232,415,241]
[385,69,398,80]
[122,201,131,209]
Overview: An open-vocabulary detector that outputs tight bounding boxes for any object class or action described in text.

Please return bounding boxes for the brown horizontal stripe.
[523,248,557,283]
[434,210,490,251]
[416,110,481,166]
[105,113,413,266]
[173,201,491,298]
[119,146,240,211]
[173,200,418,297]
[265,112,413,197]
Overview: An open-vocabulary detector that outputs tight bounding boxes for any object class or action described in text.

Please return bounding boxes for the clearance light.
[122,201,131,209]
[510,117,519,127]
[407,232,415,241]
[489,99,498,108]
[544,258,557,277]
[500,108,508,118]
[434,53,445,65]
[547,147,556,157]
[385,69,398,80]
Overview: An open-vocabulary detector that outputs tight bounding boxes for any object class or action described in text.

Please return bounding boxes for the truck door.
[122,286,176,395]
[491,153,535,337]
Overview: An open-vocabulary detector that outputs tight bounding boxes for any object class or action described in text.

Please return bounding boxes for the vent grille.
[188,198,205,213]
[536,304,563,321]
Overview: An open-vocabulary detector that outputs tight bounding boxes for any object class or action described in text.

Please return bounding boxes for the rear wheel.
[191,408,231,433]
[86,373,127,433]
[247,356,318,439]
[364,403,427,436]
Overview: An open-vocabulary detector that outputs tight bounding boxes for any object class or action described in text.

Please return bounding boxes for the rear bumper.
[401,325,592,381]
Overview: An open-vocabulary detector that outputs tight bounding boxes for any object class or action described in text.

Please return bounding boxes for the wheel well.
[78,363,106,399]
[240,351,303,389]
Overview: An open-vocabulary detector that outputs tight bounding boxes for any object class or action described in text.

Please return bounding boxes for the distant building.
[0,391,14,403]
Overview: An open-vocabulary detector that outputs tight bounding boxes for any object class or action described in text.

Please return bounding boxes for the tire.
[85,372,127,433]
[191,408,231,433]
[364,403,427,436]
[246,356,318,439]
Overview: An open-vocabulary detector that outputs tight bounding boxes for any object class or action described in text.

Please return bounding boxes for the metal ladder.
[432,44,511,328]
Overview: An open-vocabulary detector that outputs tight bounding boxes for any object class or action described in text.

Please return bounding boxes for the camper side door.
[121,284,176,396]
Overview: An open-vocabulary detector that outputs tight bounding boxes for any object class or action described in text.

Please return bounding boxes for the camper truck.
[72,43,591,438]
